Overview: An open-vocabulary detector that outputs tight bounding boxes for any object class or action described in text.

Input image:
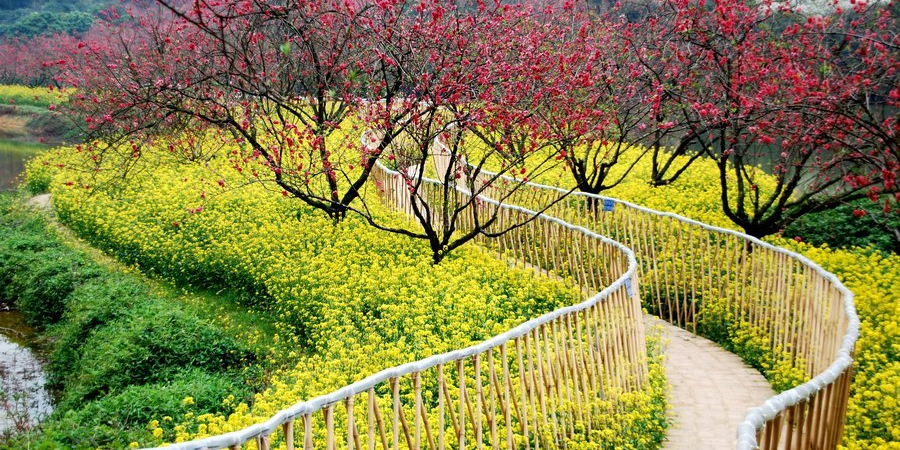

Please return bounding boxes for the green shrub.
[0,196,105,329]
[64,368,250,436]
[54,300,254,410]
[0,196,63,304]
[45,275,153,394]
[4,369,251,450]
[11,249,102,328]
[783,199,900,254]
[0,194,264,448]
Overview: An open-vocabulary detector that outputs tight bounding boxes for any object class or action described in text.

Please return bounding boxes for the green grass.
[0,192,293,449]
[0,139,45,156]
[0,103,52,116]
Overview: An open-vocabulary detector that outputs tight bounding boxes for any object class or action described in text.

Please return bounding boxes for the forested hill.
[0,0,115,38]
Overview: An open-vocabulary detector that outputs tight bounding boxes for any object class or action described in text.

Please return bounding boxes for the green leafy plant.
[783,199,900,254]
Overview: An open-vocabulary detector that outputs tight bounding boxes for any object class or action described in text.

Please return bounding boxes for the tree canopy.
[25,0,900,255]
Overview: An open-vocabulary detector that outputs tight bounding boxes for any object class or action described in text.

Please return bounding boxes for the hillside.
[0,0,114,39]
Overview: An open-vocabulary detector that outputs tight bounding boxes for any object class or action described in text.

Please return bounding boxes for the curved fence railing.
[140,128,858,450]
[141,147,648,450]
[432,142,860,450]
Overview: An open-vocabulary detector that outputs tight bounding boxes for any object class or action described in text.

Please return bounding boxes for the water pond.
[0,140,44,191]
[0,140,55,433]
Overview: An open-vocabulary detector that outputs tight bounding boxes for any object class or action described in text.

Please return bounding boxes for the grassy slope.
[0,86,76,145]
[0,192,294,449]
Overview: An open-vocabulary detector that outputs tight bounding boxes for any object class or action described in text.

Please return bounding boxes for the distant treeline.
[0,0,115,38]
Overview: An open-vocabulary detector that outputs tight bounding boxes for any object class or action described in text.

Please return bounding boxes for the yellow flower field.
[27,130,897,449]
[27,142,668,449]
[0,84,68,109]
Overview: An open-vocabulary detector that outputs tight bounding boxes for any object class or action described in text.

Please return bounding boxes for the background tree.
[535,4,720,207]
[0,34,79,86]
[352,0,575,263]
[0,0,126,84]
[56,0,577,263]
[647,0,898,238]
[0,0,33,10]
[0,0,117,38]
[60,0,432,222]
[535,8,696,201]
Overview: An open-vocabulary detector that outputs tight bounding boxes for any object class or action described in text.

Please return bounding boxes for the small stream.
[0,310,53,435]
[0,140,55,435]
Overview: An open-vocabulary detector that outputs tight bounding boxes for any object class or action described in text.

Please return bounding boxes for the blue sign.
[603,199,615,212]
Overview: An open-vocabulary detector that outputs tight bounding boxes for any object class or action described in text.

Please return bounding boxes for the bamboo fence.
[432,139,859,450]
[141,129,858,450]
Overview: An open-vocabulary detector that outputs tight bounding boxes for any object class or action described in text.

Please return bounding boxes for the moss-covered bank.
[0,192,275,449]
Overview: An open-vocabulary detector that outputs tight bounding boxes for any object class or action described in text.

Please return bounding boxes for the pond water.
[0,140,44,191]
[0,310,53,435]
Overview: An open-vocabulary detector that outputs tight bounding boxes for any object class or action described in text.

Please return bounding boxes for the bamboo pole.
[487,350,499,450]
[438,366,446,450]
[458,360,467,450]
[516,337,532,450]
[392,379,400,450]
[305,414,314,450]
[474,356,484,450]
[540,324,561,445]
[414,374,422,450]
[285,420,295,450]
[326,406,336,450]
[368,390,376,450]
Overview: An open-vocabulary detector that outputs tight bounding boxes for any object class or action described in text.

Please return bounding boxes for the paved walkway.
[645,316,776,450]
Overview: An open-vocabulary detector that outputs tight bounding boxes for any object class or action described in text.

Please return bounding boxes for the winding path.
[646,317,776,449]
[25,193,51,209]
